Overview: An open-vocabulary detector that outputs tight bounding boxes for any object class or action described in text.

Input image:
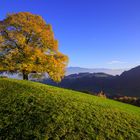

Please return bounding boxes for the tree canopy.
[0,12,68,81]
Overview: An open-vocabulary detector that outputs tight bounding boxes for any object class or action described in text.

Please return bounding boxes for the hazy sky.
[0,0,140,69]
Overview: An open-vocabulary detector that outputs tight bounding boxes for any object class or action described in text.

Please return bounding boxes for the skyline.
[0,0,140,69]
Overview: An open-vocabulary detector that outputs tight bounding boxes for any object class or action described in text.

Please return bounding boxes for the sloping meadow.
[0,79,140,139]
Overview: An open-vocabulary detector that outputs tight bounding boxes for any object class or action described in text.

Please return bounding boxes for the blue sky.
[0,0,140,69]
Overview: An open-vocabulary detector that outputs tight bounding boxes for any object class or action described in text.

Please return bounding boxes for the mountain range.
[42,65,140,97]
[66,67,126,75]
[0,67,126,79]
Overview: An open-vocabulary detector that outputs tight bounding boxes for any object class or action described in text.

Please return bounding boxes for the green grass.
[0,78,140,140]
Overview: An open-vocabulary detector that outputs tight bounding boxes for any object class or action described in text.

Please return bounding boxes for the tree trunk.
[23,71,28,80]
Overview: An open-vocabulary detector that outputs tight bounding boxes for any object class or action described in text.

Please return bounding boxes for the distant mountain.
[42,66,140,97]
[66,67,126,76]
[0,67,126,79]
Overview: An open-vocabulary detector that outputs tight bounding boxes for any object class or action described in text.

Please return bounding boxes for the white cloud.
[108,60,127,65]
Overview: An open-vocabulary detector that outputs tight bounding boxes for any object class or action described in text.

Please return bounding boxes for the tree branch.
[2,30,20,49]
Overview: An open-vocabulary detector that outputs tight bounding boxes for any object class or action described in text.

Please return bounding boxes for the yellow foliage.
[0,12,68,81]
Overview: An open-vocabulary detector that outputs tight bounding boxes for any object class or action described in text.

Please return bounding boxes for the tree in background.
[0,12,68,81]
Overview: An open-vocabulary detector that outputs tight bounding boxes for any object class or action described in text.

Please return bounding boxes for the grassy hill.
[0,79,140,140]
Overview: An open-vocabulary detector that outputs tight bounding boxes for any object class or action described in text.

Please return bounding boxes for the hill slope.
[0,79,140,139]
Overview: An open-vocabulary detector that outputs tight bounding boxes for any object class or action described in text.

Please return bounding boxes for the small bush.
[97,91,107,98]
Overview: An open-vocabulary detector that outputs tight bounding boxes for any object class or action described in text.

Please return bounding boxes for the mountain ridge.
[66,67,126,76]
[43,65,140,97]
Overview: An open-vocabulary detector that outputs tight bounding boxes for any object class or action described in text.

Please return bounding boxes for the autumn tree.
[0,12,68,81]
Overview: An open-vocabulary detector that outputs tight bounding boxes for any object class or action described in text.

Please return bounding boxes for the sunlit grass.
[0,78,140,139]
